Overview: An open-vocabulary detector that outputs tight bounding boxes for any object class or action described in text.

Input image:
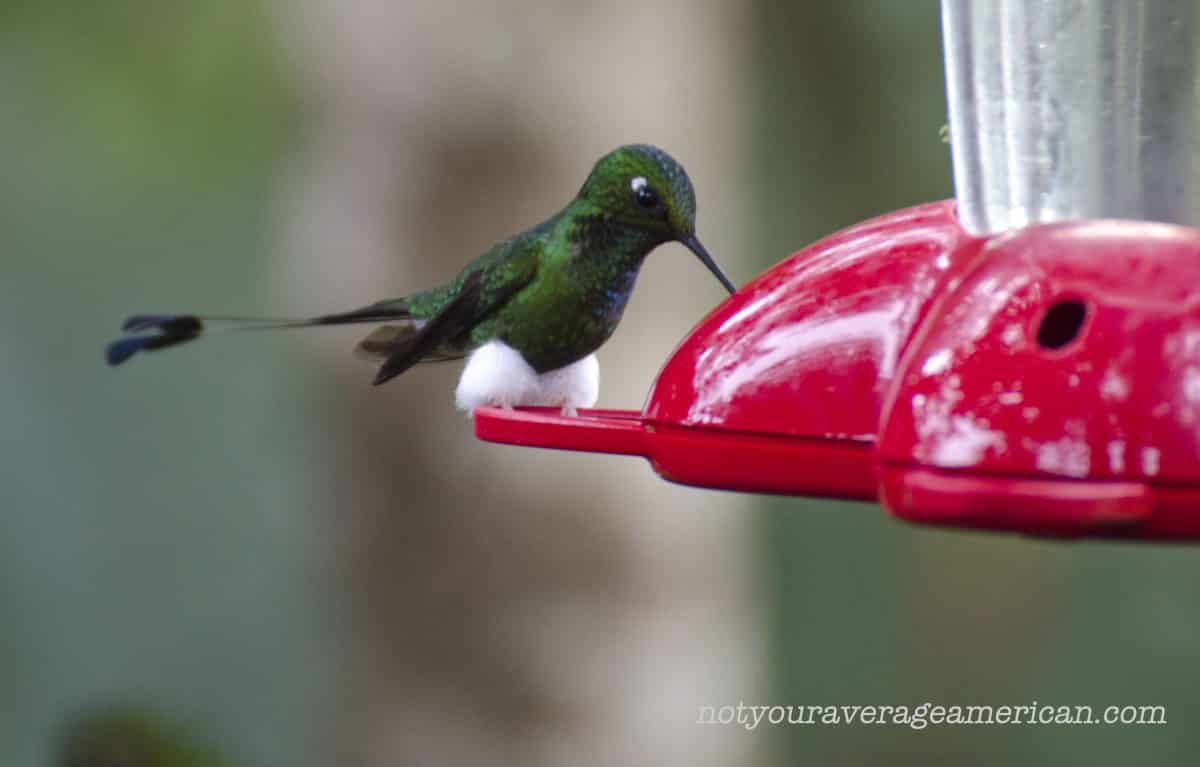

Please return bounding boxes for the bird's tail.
[105,302,411,367]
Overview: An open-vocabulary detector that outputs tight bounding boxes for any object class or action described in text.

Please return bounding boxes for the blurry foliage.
[0,0,291,202]
[58,704,233,767]
[748,2,951,246]
[0,2,310,767]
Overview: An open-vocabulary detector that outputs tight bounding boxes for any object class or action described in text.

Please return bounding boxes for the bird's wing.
[371,250,538,385]
[353,324,464,365]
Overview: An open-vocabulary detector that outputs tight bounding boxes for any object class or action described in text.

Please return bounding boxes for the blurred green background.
[2,1,1197,765]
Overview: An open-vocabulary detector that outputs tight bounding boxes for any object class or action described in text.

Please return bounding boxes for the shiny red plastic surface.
[645,201,978,438]
[878,219,1200,539]
[474,407,875,499]
[475,203,1200,541]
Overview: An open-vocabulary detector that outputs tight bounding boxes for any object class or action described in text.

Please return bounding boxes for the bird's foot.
[560,405,578,417]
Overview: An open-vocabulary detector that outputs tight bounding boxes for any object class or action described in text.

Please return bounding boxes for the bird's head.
[578,144,736,294]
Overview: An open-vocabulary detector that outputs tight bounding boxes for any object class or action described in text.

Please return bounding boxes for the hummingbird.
[106,144,736,414]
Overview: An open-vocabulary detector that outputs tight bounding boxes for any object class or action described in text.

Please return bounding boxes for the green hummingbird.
[106,144,736,413]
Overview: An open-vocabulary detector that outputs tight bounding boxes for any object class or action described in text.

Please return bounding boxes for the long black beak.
[681,235,737,295]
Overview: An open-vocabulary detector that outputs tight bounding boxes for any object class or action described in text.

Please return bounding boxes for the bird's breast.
[588,268,639,323]
[493,265,641,373]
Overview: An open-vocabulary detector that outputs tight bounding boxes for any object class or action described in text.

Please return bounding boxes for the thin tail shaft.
[105,303,410,367]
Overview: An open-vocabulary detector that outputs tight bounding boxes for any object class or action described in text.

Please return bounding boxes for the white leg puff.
[455,341,541,411]
[537,354,599,416]
[455,341,600,416]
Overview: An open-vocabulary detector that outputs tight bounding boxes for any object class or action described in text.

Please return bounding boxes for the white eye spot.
[630,175,660,210]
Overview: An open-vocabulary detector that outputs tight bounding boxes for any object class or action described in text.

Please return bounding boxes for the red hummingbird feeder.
[476,0,1200,542]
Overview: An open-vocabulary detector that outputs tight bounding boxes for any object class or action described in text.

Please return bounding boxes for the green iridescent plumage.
[106,144,735,384]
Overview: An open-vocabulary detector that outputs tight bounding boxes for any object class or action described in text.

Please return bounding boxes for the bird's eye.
[631,176,659,210]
